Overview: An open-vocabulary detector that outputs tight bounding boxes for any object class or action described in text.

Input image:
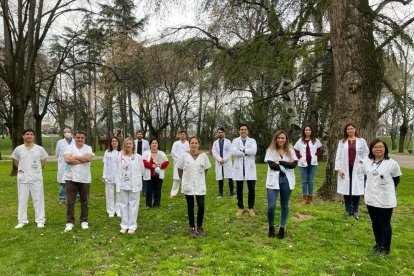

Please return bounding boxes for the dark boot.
[277,227,285,239]
[308,195,313,204]
[302,195,308,205]
[268,226,275,238]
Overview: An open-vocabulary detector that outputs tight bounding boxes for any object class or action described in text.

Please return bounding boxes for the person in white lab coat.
[232,124,257,217]
[115,138,145,234]
[211,127,234,198]
[63,130,94,232]
[293,124,322,204]
[102,136,122,217]
[12,129,49,229]
[55,127,74,204]
[335,123,369,219]
[359,139,402,256]
[177,136,211,238]
[169,130,189,199]
[134,130,150,195]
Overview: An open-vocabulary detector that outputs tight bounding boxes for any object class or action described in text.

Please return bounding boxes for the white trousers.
[18,181,45,224]
[170,179,181,196]
[105,181,121,216]
[119,189,140,230]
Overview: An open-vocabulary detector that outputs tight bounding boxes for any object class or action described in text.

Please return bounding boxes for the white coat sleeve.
[244,139,257,155]
[334,142,343,171]
[211,141,221,161]
[232,140,245,157]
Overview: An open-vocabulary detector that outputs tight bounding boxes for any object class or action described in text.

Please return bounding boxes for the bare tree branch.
[374,0,413,14]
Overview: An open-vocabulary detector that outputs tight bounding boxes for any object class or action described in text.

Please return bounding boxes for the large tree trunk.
[318,0,382,199]
[398,122,408,153]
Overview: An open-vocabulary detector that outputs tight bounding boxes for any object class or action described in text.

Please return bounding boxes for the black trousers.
[236,180,255,209]
[185,195,205,228]
[146,176,163,207]
[218,178,234,194]
[367,205,393,251]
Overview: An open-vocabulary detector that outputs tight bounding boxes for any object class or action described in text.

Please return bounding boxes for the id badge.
[123,174,131,182]
[31,161,39,170]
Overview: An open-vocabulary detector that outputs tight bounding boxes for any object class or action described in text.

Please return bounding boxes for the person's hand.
[338,170,345,179]
[219,159,225,165]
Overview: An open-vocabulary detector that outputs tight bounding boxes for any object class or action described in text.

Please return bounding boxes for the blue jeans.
[299,165,317,196]
[267,177,292,227]
[59,183,66,201]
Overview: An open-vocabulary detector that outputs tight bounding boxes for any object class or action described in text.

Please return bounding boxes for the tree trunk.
[318,0,382,200]
[398,122,408,153]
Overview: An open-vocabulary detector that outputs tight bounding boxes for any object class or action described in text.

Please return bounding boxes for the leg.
[247,180,256,209]
[31,181,45,224]
[279,177,292,227]
[115,188,121,217]
[378,208,393,252]
[352,195,360,213]
[170,179,180,197]
[228,178,234,195]
[343,195,353,215]
[78,182,90,223]
[119,190,129,230]
[153,177,163,207]
[307,165,317,196]
[145,179,153,207]
[17,183,30,224]
[196,195,205,227]
[59,183,66,201]
[218,179,224,196]
[266,188,278,227]
[299,166,308,195]
[65,180,77,224]
[367,205,381,247]
[105,180,115,216]
[129,191,140,231]
[236,181,244,209]
[185,195,195,228]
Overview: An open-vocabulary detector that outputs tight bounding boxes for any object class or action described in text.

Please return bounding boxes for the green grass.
[0,159,413,275]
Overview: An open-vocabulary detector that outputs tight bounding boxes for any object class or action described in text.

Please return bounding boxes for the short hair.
[74,130,86,137]
[109,136,122,152]
[189,136,201,145]
[179,130,187,135]
[63,126,72,131]
[23,129,35,135]
[217,127,225,132]
[135,130,144,135]
[239,124,249,130]
[368,139,390,160]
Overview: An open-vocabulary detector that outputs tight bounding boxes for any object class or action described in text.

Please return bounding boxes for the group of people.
[11,123,402,256]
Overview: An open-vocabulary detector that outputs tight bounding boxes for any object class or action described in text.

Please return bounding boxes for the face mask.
[64,132,72,139]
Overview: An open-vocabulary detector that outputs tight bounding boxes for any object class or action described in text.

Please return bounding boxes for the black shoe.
[268,226,275,238]
[197,226,205,237]
[230,192,236,196]
[369,244,380,253]
[375,247,390,256]
[353,212,360,220]
[276,227,285,239]
[217,194,223,198]
[190,227,197,238]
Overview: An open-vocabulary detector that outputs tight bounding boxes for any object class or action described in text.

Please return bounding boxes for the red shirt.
[143,156,169,176]
[348,140,356,166]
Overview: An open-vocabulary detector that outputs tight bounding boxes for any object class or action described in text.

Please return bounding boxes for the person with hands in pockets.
[265,130,298,239]
[212,127,234,198]
[12,129,48,229]
[359,139,402,256]
[177,136,211,238]
[335,123,369,220]
[115,137,145,234]
[102,136,122,218]
[294,124,322,204]
[232,124,257,217]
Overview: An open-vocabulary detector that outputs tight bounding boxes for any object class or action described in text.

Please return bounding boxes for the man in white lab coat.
[134,129,150,195]
[56,127,74,204]
[212,127,234,198]
[232,124,257,217]
[169,130,189,198]
[12,129,49,228]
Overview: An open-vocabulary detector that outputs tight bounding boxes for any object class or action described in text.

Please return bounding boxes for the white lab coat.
[177,152,211,195]
[360,158,402,208]
[102,150,121,183]
[212,138,233,180]
[264,148,297,190]
[115,153,145,193]
[142,150,169,180]
[293,138,322,167]
[334,137,369,195]
[232,137,257,181]
[171,140,189,180]
[56,138,74,183]
[134,139,150,155]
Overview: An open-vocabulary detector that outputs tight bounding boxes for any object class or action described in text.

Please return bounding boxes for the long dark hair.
[368,139,390,160]
[109,136,122,152]
[301,124,316,144]
[342,123,359,143]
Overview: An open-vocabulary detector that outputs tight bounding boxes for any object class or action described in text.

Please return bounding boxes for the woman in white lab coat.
[335,123,369,219]
[115,138,145,234]
[177,136,211,238]
[102,136,122,217]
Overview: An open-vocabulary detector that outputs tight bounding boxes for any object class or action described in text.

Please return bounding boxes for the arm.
[232,140,245,157]
[279,160,298,169]
[159,160,169,169]
[41,159,47,168]
[13,159,19,168]
[178,168,183,179]
[315,147,322,157]
[294,149,302,159]
[244,139,257,155]
[73,154,93,163]
[171,143,179,161]
[64,153,82,164]
[334,142,345,178]
[393,176,400,187]
[267,161,280,171]
[211,142,222,161]
[143,158,154,169]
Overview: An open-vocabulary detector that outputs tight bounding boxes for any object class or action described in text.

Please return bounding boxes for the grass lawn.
[0,158,413,275]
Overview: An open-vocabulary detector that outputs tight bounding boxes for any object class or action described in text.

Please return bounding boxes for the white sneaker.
[120,228,127,234]
[108,214,115,218]
[37,223,45,228]
[81,222,89,230]
[65,223,74,232]
[15,223,26,229]
[128,229,136,234]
